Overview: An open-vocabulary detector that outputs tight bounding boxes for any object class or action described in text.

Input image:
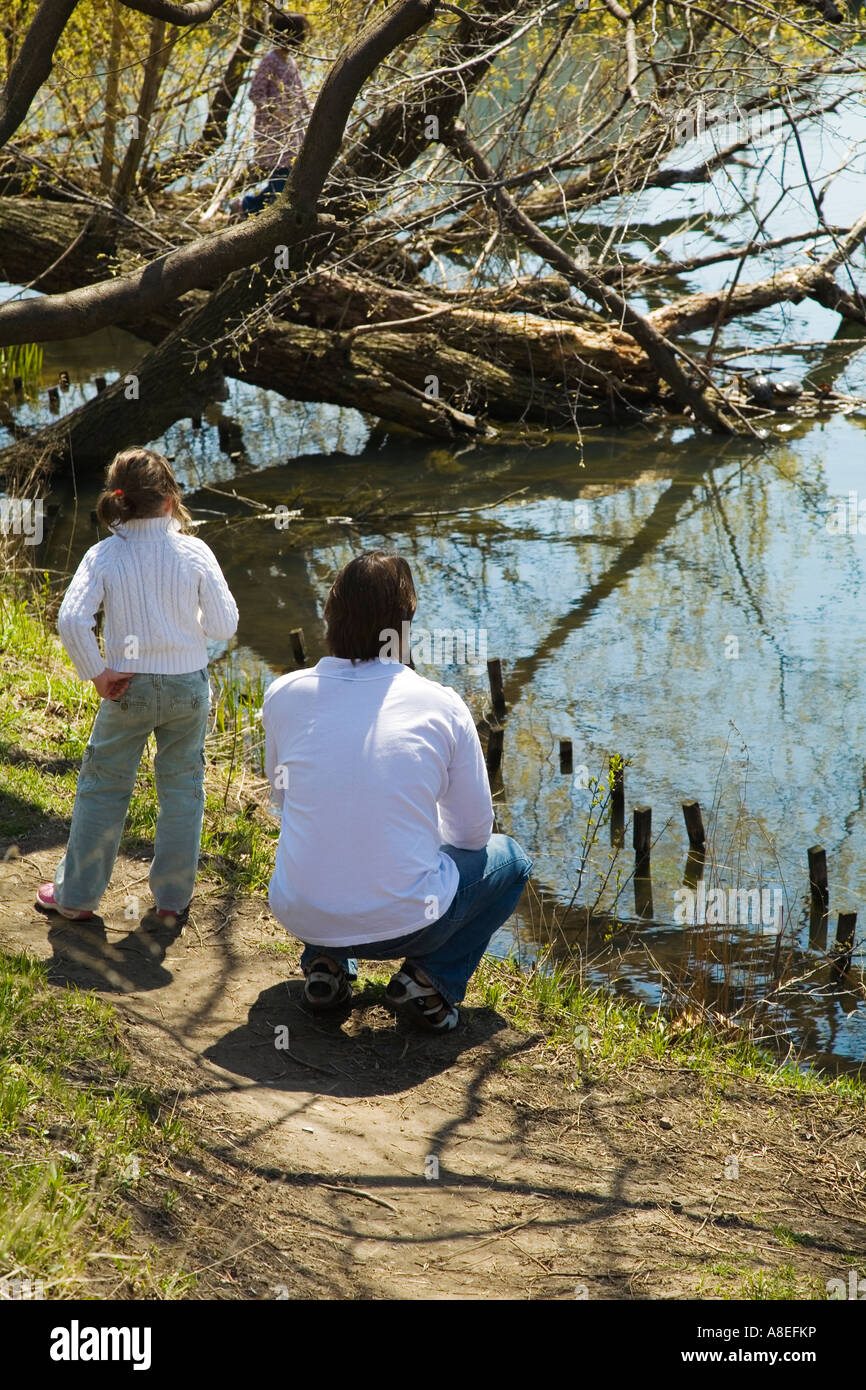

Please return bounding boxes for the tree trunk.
[112,17,169,207]
[99,0,124,191]
[0,256,659,479]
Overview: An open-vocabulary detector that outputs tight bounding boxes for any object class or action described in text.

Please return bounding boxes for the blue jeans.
[241,165,290,217]
[298,834,532,1005]
[54,671,210,913]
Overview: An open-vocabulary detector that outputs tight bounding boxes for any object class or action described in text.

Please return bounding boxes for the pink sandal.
[35,884,94,921]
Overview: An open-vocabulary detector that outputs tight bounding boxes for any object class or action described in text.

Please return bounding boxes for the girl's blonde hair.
[96,447,192,533]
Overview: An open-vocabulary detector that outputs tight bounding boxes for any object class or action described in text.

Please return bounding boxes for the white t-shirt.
[262,657,494,947]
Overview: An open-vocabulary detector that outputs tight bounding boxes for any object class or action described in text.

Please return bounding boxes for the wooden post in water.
[190,415,202,430]
[610,753,625,846]
[833,912,856,978]
[634,875,654,920]
[807,845,829,950]
[47,386,59,409]
[633,806,652,863]
[487,658,506,721]
[289,628,307,667]
[771,905,784,986]
[559,739,573,775]
[683,846,706,892]
[94,375,106,393]
[682,801,706,850]
[486,726,503,777]
[807,846,828,905]
[633,807,653,919]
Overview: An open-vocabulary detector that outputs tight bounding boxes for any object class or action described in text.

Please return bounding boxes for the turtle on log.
[738,372,805,408]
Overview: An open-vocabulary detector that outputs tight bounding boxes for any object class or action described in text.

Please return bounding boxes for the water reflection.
[27,412,866,1068]
[5,83,866,1067]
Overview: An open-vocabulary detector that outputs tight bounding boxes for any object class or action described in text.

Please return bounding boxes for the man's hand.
[93,669,132,701]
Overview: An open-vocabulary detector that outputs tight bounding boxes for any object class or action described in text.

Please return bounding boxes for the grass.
[468,952,866,1102]
[2,573,866,1297]
[698,1261,827,1300]
[0,948,196,1298]
[0,343,43,387]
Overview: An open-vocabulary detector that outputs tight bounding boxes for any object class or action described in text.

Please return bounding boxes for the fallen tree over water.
[1,0,865,479]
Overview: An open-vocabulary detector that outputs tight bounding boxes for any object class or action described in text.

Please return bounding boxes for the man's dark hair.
[323,551,417,663]
[270,10,312,45]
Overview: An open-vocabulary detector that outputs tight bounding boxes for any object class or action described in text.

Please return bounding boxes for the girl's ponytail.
[96,485,138,530]
[96,447,192,534]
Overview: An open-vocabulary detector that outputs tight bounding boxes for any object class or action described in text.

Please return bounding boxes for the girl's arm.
[57,547,109,681]
[196,543,239,640]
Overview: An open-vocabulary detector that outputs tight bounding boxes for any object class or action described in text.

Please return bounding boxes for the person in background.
[234,9,312,218]
[36,448,238,926]
[262,550,532,1032]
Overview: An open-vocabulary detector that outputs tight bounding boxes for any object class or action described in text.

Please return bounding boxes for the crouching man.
[262,550,531,1031]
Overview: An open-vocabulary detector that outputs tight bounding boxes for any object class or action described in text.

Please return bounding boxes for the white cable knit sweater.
[57,515,239,679]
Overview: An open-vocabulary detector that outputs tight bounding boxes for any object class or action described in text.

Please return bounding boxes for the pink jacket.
[249,49,310,175]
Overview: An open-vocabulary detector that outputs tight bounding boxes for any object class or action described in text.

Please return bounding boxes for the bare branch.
[446,120,739,433]
[119,0,226,21]
[0,0,78,150]
[0,0,441,345]
[141,19,259,190]
[650,210,866,337]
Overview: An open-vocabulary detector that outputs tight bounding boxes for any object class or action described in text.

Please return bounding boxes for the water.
[4,80,866,1071]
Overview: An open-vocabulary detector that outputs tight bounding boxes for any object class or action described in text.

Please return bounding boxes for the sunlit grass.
[0,950,194,1297]
[0,343,43,387]
[698,1260,826,1300]
[469,952,866,1101]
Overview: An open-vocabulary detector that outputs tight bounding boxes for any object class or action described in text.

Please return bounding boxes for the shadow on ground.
[44,915,184,993]
[204,977,516,1098]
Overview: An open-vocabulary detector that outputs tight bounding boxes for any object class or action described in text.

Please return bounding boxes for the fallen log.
[649,212,866,337]
[0,187,863,477]
[0,198,661,475]
[0,263,660,474]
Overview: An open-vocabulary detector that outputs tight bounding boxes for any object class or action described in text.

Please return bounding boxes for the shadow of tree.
[0,795,69,852]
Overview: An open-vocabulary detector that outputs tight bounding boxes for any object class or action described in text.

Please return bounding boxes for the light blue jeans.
[54,671,210,913]
[299,834,532,1004]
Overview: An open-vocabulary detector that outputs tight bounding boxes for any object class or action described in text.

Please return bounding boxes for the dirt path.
[2,844,865,1301]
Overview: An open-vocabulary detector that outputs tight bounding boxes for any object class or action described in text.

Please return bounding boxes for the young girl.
[36,447,238,925]
[234,10,311,218]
